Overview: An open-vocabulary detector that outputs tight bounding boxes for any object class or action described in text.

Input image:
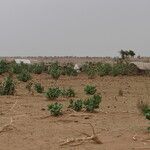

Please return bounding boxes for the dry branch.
[132,148,150,150]
[0,99,19,134]
[0,117,15,133]
[60,123,102,146]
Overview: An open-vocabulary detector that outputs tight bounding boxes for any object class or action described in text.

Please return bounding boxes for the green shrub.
[37,62,48,73]
[45,87,61,100]
[0,60,8,74]
[0,77,15,95]
[48,102,63,116]
[84,85,97,95]
[11,63,22,74]
[61,87,75,97]
[111,63,127,76]
[145,113,150,120]
[96,63,112,76]
[34,83,44,93]
[137,101,150,131]
[137,101,150,116]
[111,63,139,76]
[68,99,83,112]
[82,62,96,78]
[32,64,43,74]
[20,62,31,72]
[48,62,62,80]
[17,70,31,82]
[62,63,78,76]
[84,94,102,112]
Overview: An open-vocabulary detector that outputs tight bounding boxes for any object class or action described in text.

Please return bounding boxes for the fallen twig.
[132,147,150,149]
[69,113,93,118]
[0,117,15,133]
[0,99,19,134]
[60,123,102,146]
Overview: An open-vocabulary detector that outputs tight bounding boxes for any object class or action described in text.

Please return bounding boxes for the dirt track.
[0,74,150,150]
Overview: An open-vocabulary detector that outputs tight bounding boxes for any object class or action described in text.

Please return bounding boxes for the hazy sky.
[0,0,150,56]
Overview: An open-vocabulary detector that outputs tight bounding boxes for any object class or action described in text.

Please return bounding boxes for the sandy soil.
[0,74,150,150]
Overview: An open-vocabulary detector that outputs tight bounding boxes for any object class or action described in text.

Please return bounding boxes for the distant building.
[131,62,150,70]
[74,64,80,72]
[15,59,31,64]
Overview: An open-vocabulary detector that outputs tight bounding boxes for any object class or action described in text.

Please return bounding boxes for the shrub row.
[82,62,139,78]
[0,60,143,81]
[45,87,75,100]
[48,94,102,116]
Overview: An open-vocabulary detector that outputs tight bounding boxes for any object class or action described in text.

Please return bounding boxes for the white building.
[131,62,150,70]
[74,64,80,72]
[15,59,31,64]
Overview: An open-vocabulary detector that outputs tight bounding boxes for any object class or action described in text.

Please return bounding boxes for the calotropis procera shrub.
[96,63,112,76]
[34,83,44,93]
[48,62,62,80]
[45,87,61,100]
[137,101,150,132]
[47,102,63,116]
[68,99,83,112]
[17,70,31,82]
[81,62,96,79]
[0,77,15,95]
[32,64,43,74]
[84,85,97,95]
[62,63,78,76]
[0,60,8,75]
[11,63,22,74]
[61,87,75,97]
[84,94,102,112]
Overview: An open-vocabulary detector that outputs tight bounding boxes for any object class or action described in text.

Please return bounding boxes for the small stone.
[84,117,90,119]
[41,108,46,111]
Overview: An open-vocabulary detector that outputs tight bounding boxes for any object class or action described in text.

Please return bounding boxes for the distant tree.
[119,50,126,59]
[124,50,129,57]
[128,50,135,57]
[119,49,136,59]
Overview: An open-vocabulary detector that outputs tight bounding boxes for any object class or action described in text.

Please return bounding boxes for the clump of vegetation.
[119,49,135,60]
[34,83,44,93]
[137,101,150,116]
[112,63,139,76]
[0,77,15,95]
[45,87,61,100]
[62,63,78,76]
[118,89,123,96]
[82,62,96,79]
[48,62,62,80]
[11,63,22,74]
[84,85,97,95]
[61,87,75,97]
[48,102,63,116]
[0,60,8,74]
[17,70,31,82]
[96,63,112,76]
[84,94,102,112]
[111,63,127,76]
[68,99,83,112]
[137,101,150,132]
[32,64,43,74]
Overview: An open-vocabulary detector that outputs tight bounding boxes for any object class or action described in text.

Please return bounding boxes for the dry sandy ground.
[0,74,150,150]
